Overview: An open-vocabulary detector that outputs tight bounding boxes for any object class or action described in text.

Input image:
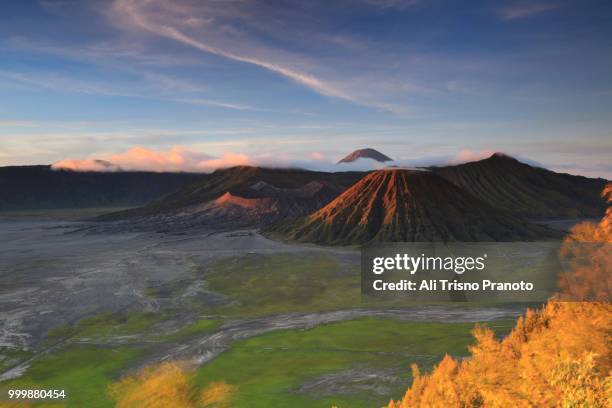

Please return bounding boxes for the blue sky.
[0,0,611,177]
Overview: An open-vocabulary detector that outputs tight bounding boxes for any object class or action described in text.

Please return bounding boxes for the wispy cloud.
[2,37,213,94]
[109,0,418,114]
[2,35,318,113]
[141,72,208,93]
[4,36,208,68]
[0,69,135,97]
[499,2,559,20]
[174,98,258,111]
[0,68,271,112]
[112,0,351,100]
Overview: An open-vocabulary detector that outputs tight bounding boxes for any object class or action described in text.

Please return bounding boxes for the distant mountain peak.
[337,148,392,164]
[488,152,516,160]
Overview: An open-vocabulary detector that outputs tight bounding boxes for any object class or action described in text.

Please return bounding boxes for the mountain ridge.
[98,166,365,221]
[272,169,557,244]
[430,153,608,218]
[0,165,203,211]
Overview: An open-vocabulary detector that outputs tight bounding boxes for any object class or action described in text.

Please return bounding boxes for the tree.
[388,184,612,408]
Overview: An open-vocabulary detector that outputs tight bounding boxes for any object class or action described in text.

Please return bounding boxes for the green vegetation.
[0,318,219,407]
[205,253,362,316]
[1,254,520,408]
[1,316,513,408]
[203,253,518,317]
[193,317,515,408]
[46,312,165,342]
[0,348,32,373]
[143,287,160,298]
[158,319,221,341]
[0,346,142,408]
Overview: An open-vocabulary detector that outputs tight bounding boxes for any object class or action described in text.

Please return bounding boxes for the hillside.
[172,180,346,226]
[431,153,607,218]
[0,165,203,211]
[99,166,365,221]
[274,169,556,244]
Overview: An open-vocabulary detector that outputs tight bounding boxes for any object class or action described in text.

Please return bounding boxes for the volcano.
[100,166,364,223]
[337,148,392,164]
[275,169,555,244]
[183,180,346,226]
[431,153,608,218]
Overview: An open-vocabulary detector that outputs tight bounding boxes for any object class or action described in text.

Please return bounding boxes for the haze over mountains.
[1,152,607,244]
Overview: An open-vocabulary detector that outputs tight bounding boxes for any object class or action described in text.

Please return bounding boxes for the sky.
[0,0,611,177]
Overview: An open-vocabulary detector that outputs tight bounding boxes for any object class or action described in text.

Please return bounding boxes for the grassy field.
[204,253,362,316]
[0,315,221,407]
[202,253,518,317]
[0,349,32,374]
[193,317,515,408]
[0,318,514,408]
[155,319,221,342]
[1,253,520,407]
[0,346,142,407]
[46,312,166,343]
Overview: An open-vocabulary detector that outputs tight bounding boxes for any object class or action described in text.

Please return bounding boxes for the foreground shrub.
[389,184,612,408]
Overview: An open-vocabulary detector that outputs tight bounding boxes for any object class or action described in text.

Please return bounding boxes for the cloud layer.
[52,146,252,172]
[51,146,507,174]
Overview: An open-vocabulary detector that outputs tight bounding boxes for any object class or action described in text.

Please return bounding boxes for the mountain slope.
[0,166,202,211]
[337,148,392,164]
[174,180,345,227]
[274,169,555,244]
[431,153,607,218]
[99,166,364,221]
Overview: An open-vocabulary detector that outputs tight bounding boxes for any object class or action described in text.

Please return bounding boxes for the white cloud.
[108,0,421,114]
[449,149,496,164]
[52,146,253,172]
[30,142,612,179]
[499,2,559,20]
[112,1,351,101]
[50,144,392,173]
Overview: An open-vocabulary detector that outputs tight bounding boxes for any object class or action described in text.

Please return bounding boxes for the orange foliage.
[199,381,236,408]
[558,183,612,301]
[109,362,236,408]
[388,302,612,408]
[389,184,612,407]
[110,362,194,408]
